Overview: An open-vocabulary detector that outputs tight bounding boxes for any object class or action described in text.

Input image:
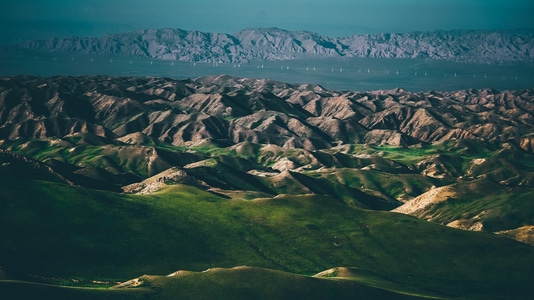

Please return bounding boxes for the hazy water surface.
[1,49,533,92]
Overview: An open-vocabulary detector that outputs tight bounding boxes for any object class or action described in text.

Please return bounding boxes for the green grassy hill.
[0,267,431,300]
[1,164,533,299]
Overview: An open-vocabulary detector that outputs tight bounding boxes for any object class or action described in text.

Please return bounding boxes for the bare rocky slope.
[1,75,533,151]
[16,28,534,64]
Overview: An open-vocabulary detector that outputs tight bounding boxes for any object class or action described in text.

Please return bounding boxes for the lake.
[1,48,533,92]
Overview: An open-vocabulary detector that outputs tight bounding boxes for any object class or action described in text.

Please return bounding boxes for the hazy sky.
[1,0,533,43]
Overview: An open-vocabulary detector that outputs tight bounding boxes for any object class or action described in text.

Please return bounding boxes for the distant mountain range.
[17,27,534,64]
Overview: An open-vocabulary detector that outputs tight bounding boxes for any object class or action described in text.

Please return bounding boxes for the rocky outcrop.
[392,185,456,215]
[496,226,534,246]
[18,28,534,64]
[122,166,207,194]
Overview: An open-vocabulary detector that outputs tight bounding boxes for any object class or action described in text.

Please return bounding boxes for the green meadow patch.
[1,170,534,299]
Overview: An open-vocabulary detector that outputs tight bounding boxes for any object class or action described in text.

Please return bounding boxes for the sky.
[1,0,533,44]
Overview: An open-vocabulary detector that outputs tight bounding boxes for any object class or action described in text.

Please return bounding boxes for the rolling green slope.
[0,267,430,300]
[1,165,534,299]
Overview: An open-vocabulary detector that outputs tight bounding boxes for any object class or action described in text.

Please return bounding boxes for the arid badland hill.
[1,75,533,150]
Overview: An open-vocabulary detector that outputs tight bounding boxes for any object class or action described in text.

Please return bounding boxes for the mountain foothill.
[0,74,533,234]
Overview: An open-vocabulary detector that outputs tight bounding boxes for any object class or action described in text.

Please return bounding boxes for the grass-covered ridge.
[0,266,435,300]
[1,165,534,299]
